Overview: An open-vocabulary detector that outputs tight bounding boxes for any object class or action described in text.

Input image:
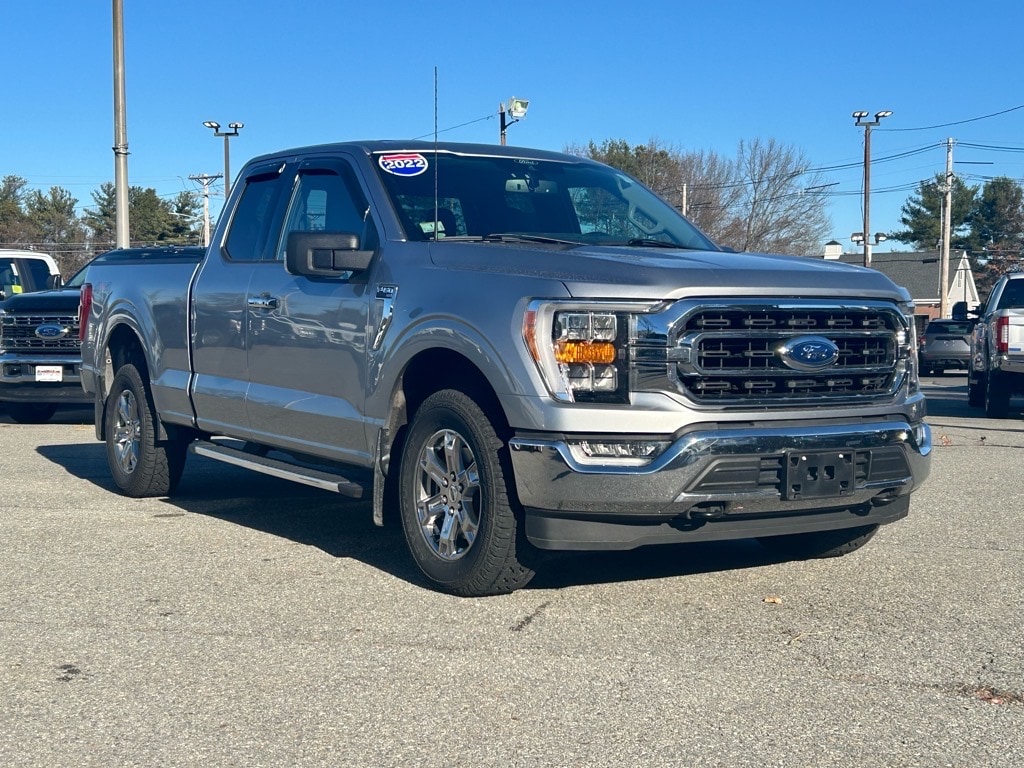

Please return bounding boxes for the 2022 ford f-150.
[80,141,932,596]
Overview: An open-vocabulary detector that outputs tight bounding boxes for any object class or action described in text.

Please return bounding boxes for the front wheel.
[758,524,879,560]
[399,389,534,596]
[105,363,188,497]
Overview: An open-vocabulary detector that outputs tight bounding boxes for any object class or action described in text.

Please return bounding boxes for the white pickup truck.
[967,272,1024,417]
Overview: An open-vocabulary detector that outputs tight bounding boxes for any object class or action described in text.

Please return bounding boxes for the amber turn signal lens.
[554,340,616,364]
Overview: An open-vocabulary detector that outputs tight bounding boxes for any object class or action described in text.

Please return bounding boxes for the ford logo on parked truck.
[776,335,840,371]
[34,324,69,340]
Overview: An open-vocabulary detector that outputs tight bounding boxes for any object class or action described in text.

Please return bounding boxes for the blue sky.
[3,0,1023,252]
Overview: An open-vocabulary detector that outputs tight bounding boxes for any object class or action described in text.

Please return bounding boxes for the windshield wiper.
[624,238,688,249]
[483,233,585,246]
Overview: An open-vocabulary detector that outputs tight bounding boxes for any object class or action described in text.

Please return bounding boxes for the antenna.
[433,66,439,239]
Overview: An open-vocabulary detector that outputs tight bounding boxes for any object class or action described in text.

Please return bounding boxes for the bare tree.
[725,138,832,256]
[568,137,833,256]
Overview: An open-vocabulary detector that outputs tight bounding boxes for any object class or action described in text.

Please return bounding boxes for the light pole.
[499,98,529,145]
[203,121,243,198]
[112,0,130,248]
[852,110,892,268]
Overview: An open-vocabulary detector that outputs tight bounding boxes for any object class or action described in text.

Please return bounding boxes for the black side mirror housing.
[285,231,373,278]
[47,274,64,289]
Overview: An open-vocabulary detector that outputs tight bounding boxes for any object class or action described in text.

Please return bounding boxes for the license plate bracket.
[783,450,855,500]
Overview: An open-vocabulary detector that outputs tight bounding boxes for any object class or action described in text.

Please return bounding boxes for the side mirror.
[285,231,373,278]
[47,274,64,289]
[951,301,968,321]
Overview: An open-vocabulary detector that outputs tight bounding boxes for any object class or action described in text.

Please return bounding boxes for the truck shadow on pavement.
[38,441,789,593]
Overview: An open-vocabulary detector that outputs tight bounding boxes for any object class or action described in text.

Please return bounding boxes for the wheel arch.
[96,322,157,441]
[374,347,511,528]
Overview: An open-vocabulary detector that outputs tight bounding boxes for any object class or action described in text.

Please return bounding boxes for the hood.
[0,286,82,313]
[429,242,911,303]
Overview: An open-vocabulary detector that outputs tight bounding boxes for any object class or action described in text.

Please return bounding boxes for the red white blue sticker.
[378,153,429,177]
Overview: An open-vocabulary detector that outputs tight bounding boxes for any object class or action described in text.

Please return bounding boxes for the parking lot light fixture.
[852,109,893,268]
[499,97,530,146]
[203,120,244,198]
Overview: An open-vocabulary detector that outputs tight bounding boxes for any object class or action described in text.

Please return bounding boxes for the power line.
[412,113,495,141]
[882,104,1024,132]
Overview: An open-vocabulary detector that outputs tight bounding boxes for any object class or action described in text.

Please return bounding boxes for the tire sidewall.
[105,363,160,496]
[985,370,1009,418]
[398,391,511,592]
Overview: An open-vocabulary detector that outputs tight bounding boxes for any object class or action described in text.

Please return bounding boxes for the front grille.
[633,300,908,407]
[0,314,81,353]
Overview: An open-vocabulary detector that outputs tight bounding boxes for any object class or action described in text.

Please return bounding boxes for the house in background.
[820,241,979,331]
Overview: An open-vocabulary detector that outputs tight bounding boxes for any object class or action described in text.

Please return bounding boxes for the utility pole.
[939,138,955,318]
[189,174,221,247]
[112,0,130,248]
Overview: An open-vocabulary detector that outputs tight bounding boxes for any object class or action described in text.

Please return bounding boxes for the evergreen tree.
[890,173,978,251]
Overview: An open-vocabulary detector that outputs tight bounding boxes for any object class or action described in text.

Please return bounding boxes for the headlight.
[523,300,657,403]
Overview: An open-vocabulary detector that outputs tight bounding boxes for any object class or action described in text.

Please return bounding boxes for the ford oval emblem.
[776,335,840,371]
[35,323,69,340]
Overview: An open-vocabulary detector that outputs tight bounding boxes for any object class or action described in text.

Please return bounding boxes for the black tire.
[6,402,58,424]
[104,363,187,497]
[758,524,879,560]
[398,389,534,596]
[984,370,1011,419]
[967,372,985,408]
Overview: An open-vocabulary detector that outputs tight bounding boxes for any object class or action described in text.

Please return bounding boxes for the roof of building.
[829,250,970,303]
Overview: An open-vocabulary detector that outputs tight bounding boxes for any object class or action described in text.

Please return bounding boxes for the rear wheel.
[967,372,985,408]
[399,389,534,596]
[105,363,188,497]
[758,524,878,560]
[6,403,58,424]
[984,370,1011,419]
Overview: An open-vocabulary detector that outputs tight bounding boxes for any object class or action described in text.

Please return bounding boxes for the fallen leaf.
[763,596,783,605]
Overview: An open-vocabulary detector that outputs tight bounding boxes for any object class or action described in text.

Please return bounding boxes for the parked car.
[0,246,203,423]
[0,250,62,300]
[967,272,1024,416]
[918,318,973,376]
[80,141,931,596]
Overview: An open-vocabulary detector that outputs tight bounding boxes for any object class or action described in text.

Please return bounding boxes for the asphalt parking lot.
[1,378,1021,767]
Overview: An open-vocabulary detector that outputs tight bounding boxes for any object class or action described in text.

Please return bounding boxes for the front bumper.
[509,419,931,550]
[0,354,91,404]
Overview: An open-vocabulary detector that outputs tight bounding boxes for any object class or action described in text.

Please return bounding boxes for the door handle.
[247,294,279,310]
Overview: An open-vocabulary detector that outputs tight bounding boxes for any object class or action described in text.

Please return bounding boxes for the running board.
[190,441,366,498]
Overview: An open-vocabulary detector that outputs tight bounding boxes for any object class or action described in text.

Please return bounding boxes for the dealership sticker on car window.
[378,153,429,177]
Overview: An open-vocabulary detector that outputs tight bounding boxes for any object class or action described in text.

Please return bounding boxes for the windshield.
[373,151,717,251]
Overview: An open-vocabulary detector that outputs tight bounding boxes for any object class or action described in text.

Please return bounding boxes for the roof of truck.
[0,249,59,272]
[247,140,595,165]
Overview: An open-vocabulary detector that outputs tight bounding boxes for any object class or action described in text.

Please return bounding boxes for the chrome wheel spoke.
[113,390,141,474]
[414,427,481,562]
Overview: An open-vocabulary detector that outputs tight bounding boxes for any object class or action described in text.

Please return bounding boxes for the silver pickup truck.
[80,141,931,595]
[967,272,1024,417]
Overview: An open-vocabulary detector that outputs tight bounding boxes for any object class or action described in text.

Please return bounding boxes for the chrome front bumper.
[0,353,90,404]
[509,420,931,550]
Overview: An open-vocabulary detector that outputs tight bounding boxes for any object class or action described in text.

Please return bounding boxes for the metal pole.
[862,123,872,268]
[499,103,507,146]
[223,135,231,199]
[939,138,954,318]
[112,0,130,248]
